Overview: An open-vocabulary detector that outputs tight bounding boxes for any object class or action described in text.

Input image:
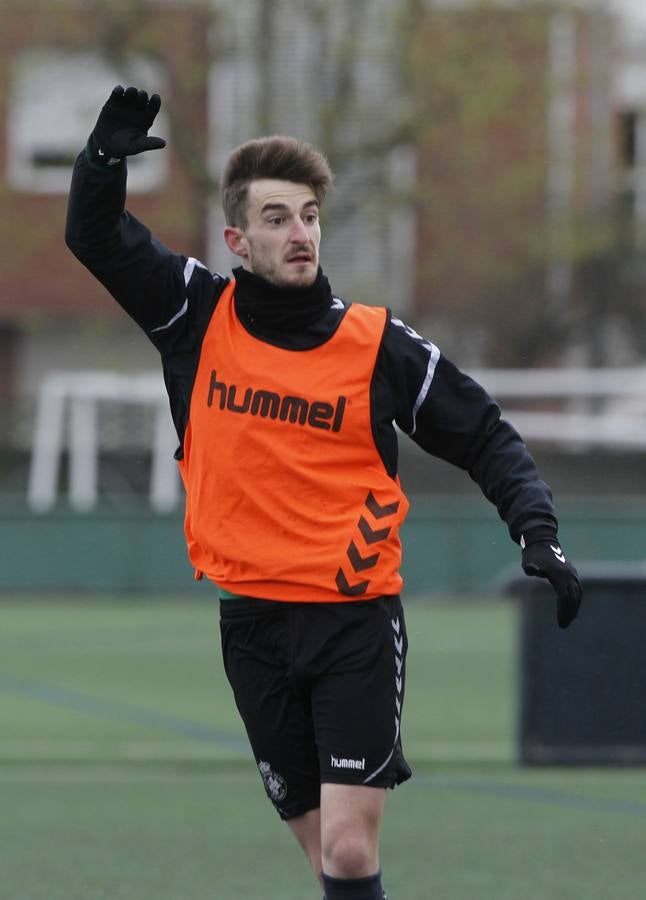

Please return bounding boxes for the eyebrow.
[260,199,319,214]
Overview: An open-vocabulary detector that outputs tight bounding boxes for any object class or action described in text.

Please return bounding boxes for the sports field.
[1,595,644,899]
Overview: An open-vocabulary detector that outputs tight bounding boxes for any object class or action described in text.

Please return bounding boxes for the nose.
[289,217,309,243]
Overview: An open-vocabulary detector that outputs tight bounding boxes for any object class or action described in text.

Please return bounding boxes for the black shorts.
[219,594,412,820]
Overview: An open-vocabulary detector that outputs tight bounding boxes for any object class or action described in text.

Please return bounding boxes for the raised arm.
[65,86,208,348]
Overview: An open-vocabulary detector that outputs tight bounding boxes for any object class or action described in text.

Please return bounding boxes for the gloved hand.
[89,86,166,166]
[521,527,582,628]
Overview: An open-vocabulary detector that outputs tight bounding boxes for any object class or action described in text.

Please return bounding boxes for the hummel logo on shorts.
[331,755,365,770]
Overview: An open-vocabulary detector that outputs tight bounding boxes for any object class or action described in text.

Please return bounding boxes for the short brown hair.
[221,135,334,227]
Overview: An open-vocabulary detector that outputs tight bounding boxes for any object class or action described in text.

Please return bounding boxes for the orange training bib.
[177,281,409,601]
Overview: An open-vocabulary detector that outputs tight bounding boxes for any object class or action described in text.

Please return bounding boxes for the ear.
[224,226,248,258]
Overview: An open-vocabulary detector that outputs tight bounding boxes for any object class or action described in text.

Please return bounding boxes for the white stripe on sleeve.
[410,341,440,436]
[391,318,441,436]
[150,257,206,333]
[150,298,188,333]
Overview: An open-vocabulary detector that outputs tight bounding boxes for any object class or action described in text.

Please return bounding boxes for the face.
[224,179,321,288]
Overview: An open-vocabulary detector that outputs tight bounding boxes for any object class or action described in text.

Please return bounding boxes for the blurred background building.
[2,0,646,594]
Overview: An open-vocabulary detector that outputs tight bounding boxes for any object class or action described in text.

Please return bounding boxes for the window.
[7,50,168,194]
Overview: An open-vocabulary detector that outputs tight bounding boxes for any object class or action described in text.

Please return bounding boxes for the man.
[66,86,582,900]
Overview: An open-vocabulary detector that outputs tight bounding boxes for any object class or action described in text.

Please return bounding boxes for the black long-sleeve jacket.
[65,149,557,544]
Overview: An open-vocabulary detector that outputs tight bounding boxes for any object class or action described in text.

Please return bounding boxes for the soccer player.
[65,87,582,900]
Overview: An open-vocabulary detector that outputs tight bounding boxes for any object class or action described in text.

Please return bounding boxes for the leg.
[287,787,386,897]
[306,597,411,899]
[320,783,385,877]
[287,806,323,885]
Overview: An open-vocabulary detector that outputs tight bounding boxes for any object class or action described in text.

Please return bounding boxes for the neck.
[233,266,333,334]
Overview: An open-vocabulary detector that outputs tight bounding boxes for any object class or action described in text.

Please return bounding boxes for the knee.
[320,784,384,878]
[322,831,376,879]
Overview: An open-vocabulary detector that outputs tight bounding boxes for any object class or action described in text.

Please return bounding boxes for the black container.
[506,564,646,765]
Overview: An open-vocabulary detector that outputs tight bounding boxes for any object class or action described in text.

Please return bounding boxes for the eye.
[268,216,284,226]
[304,212,319,224]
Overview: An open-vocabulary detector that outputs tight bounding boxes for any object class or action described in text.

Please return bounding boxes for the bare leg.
[287,806,323,886]
[286,784,386,891]
[320,783,385,878]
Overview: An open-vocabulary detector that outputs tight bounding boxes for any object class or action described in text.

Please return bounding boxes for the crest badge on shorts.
[258,760,288,802]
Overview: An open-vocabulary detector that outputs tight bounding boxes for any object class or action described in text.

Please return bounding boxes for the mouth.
[286,253,313,264]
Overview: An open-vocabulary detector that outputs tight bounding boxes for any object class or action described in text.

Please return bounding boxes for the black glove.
[521,527,582,628]
[88,85,166,166]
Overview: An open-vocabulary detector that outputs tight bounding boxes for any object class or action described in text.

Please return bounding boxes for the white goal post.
[27,371,180,513]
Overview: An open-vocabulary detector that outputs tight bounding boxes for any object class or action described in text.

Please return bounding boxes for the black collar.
[232,266,333,335]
